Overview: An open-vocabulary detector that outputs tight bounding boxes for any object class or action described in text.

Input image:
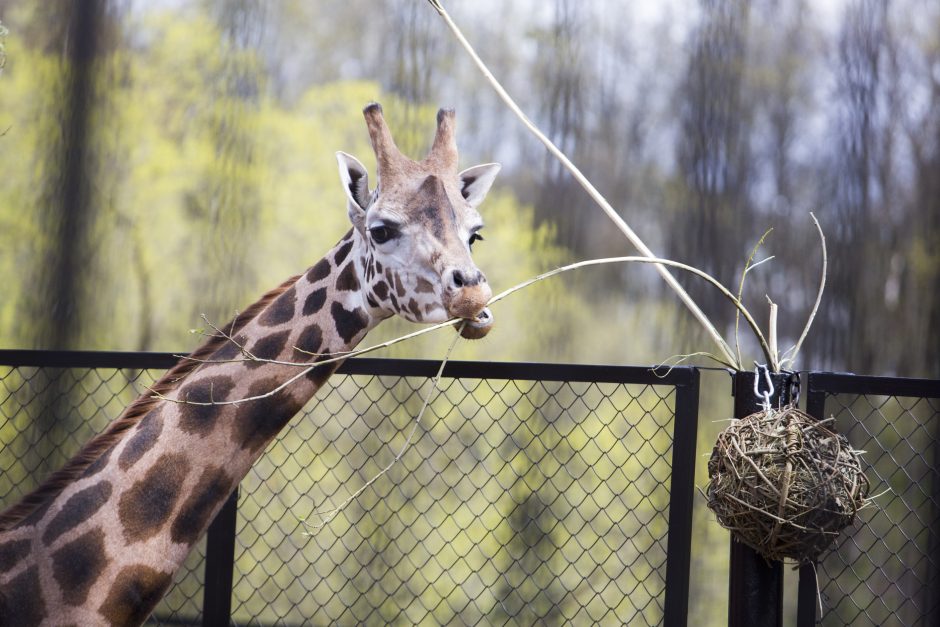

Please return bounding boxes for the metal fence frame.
[0,351,700,627]
[798,372,940,627]
[3,351,938,626]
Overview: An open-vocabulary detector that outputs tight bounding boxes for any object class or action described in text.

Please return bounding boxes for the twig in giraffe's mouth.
[457,307,493,340]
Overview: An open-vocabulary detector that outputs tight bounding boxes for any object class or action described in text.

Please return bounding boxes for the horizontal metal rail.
[808,371,940,398]
[0,349,696,386]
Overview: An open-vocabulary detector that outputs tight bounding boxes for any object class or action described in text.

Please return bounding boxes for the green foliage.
[0,10,689,623]
[0,14,606,364]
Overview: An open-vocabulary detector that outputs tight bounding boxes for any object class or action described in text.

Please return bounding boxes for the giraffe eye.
[369,224,398,245]
[468,232,484,250]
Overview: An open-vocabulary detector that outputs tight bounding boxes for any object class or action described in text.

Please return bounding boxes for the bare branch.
[156,253,778,409]
[424,0,737,367]
[735,229,774,368]
[780,213,827,370]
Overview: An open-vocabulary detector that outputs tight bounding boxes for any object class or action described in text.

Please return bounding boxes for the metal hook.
[753,364,774,412]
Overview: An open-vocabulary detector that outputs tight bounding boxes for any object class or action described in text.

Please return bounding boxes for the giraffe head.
[336,103,500,339]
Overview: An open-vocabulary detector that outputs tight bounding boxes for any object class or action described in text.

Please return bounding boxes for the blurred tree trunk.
[14,0,111,481]
[671,0,753,331]
[533,0,589,253]
[188,0,265,327]
[897,5,940,379]
[817,0,893,373]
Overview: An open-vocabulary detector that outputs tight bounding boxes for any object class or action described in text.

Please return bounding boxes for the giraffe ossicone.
[341,102,500,340]
[0,103,500,626]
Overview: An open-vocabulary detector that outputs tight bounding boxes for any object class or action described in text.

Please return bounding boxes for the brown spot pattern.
[372,280,389,300]
[118,453,190,543]
[170,467,233,545]
[233,378,305,453]
[333,240,354,266]
[306,258,331,284]
[0,538,30,572]
[307,356,339,388]
[258,286,297,327]
[394,272,406,298]
[331,301,369,343]
[0,566,46,625]
[21,497,55,528]
[178,376,236,435]
[52,528,108,606]
[212,333,248,362]
[80,443,116,480]
[415,277,435,294]
[245,330,291,369]
[335,262,360,292]
[42,481,113,546]
[98,564,172,626]
[295,323,324,357]
[119,408,165,470]
[303,287,327,315]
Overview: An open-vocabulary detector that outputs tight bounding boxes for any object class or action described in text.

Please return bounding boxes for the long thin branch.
[735,229,774,369]
[780,213,827,370]
[490,256,775,369]
[425,0,737,368]
[156,254,774,409]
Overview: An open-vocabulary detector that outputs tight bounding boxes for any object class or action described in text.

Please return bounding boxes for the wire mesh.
[0,364,205,626]
[0,359,680,626]
[815,392,939,626]
[4,355,939,627]
[233,372,677,626]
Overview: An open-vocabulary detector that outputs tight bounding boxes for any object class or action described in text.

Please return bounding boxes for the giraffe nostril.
[448,268,485,290]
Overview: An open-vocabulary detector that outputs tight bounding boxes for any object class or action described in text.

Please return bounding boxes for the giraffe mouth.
[457,307,493,340]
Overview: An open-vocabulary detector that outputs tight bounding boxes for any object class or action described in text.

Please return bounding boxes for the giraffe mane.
[0,274,301,532]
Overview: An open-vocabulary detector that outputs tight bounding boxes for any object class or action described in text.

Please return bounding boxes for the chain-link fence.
[0,352,210,622]
[3,353,938,626]
[0,353,699,626]
[802,373,940,627]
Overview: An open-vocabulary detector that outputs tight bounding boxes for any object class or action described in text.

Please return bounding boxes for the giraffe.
[0,103,501,626]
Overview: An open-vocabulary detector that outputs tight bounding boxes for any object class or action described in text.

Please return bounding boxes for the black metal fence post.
[728,370,797,627]
[795,384,828,627]
[202,488,239,627]
[664,368,701,627]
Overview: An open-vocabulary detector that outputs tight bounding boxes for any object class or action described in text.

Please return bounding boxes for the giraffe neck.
[0,231,382,626]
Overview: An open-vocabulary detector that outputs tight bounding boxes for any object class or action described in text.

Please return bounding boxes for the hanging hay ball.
[705,405,869,563]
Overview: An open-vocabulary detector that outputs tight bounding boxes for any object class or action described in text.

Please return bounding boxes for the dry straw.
[705,406,869,563]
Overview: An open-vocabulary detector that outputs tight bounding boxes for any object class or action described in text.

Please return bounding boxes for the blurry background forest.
[0,0,937,378]
[0,0,939,624]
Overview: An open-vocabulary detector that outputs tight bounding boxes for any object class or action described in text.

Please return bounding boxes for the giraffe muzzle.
[458,306,493,340]
[443,268,493,339]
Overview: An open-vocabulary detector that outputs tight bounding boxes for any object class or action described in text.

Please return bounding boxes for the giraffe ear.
[336,151,370,232]
[458,163,501,208]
